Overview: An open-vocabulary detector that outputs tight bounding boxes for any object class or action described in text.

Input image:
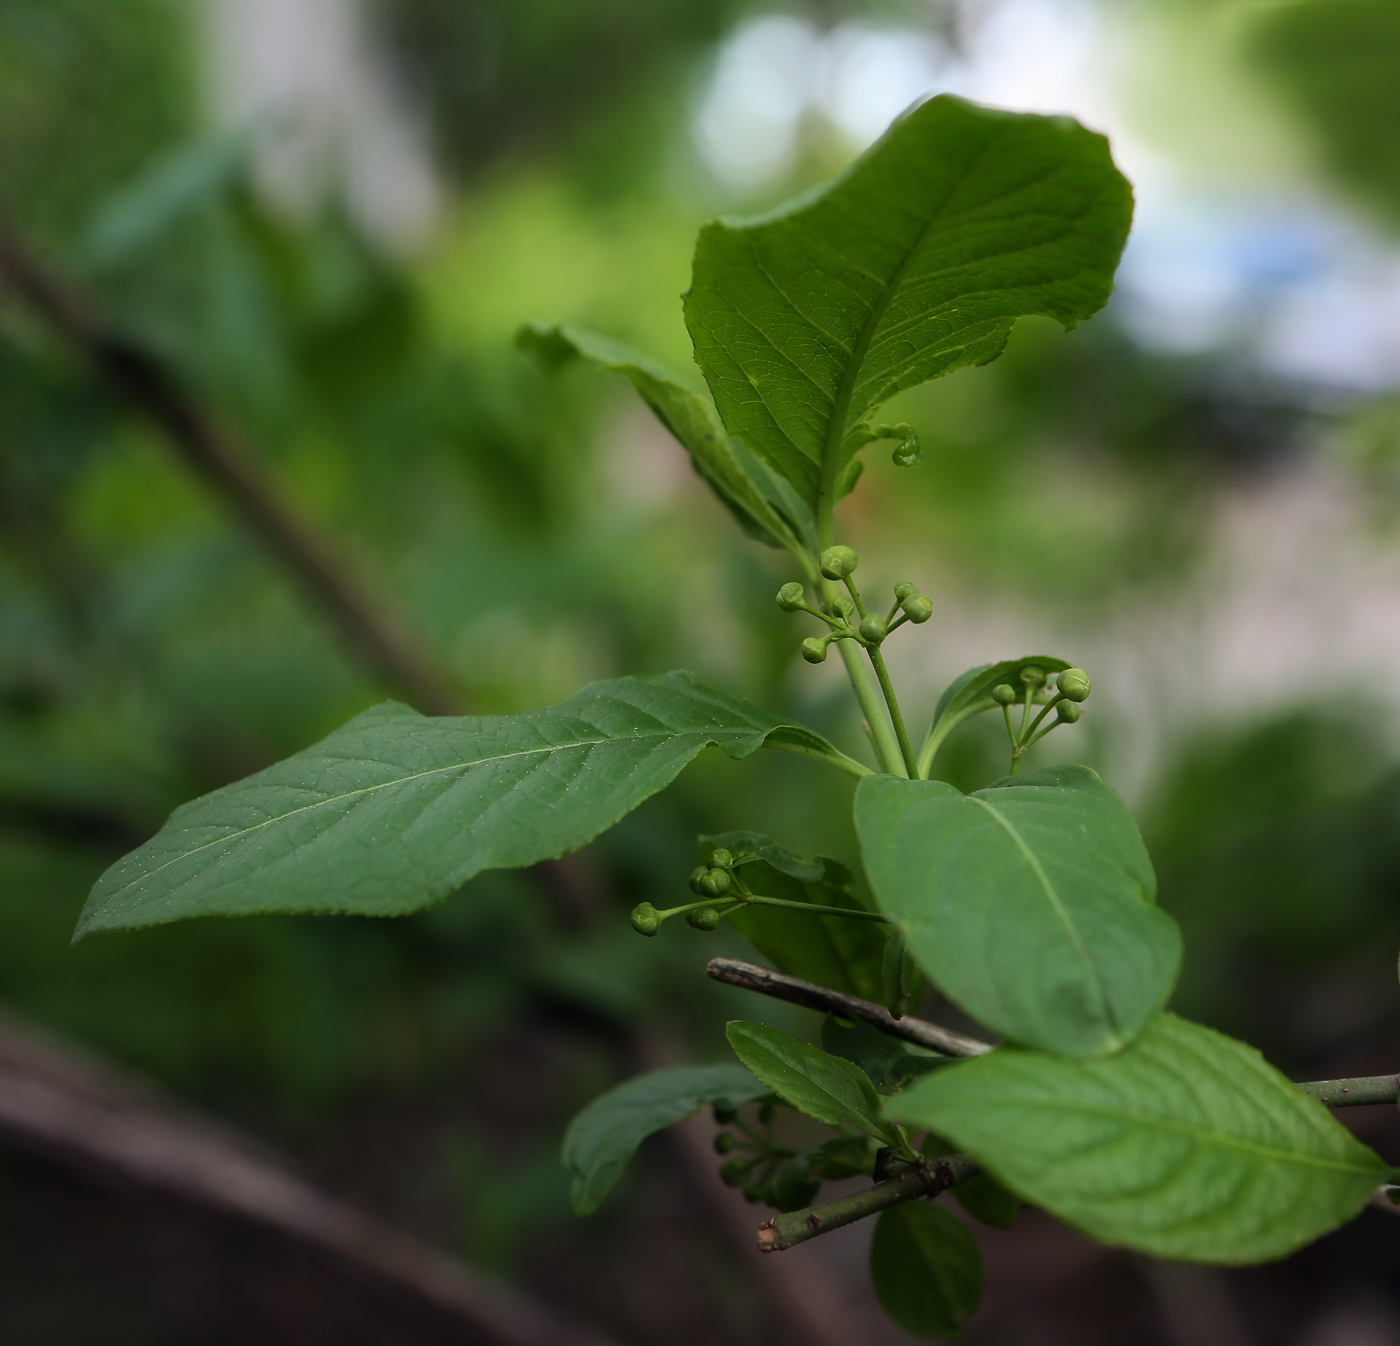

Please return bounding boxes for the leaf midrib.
[967,794,1115,1035]
[99,724,755,905]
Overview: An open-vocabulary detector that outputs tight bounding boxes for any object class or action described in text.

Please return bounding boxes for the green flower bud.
[712,1103,737,1125]
[687,906,721,931]
[991,683,1017,705]
[741,1184,763,1203]
[858,614,888,644]
[1019,665,1047,688]
[688,865,708,895]
[1057,667,1090,702]
[800,637,829,664]
[776,582,805,612]
[901,594,933,624]
[719,1156,751,1187]
[709,848,733,870]
[832,594,854,619]
[630,902,661,936]
[1056,700,1081,724]
[698,868,731,898]
[819,545,858,580]
[891,428,922,467]
[893,581,919,601]
[713,1131,737,1155]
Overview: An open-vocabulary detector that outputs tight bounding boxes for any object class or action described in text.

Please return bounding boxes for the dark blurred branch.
[756,1155,980,1253]
[706,958,993,1058]
[0,1007,617,1346]
[0,207,459,715]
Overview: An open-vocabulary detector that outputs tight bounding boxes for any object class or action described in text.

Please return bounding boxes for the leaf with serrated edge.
[870,1202,984,1338]
[892,1014,1391,1264]
[857,766,1180,1057]
[78,671,865,937]
[726,1021,900,1145]
[562,1064,767,1214]
[684,95,1132,513]
[517,321,815,564]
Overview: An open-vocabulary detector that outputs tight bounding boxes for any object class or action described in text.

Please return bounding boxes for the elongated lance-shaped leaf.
[726,1021,901,1146]
[562,1063,768,1215]
[891,1014,1393,1264]
[77,671,866,938]
[684,95,1133,514]
[517,321,817,571]
[857,766,1181,1057]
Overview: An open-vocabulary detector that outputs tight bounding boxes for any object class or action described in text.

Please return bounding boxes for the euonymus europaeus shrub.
[78,97,1399,1337]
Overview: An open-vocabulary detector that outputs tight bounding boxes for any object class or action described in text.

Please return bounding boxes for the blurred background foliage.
[5,0,1400,1341]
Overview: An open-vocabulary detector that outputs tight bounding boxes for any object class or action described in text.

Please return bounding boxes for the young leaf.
[870,1202,984,1339]
[856,766,1181,1058]
[703,830,886,1001]
[684,95,1133,514]
[517,321,816,566]
[726,1021,901,1145]
[821,1013,947,1095]
[78,672,867,937]
[954,1172,1020,1230]
[892,1014,1392,1264]
[561,1063,767,1215]
[917,655,1073,777]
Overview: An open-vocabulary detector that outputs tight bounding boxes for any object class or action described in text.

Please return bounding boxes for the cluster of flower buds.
[777,548,933,665]
[629,848,742,936]
[994,665,1093,771]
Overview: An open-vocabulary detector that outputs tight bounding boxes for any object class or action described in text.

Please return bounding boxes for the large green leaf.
[561,1064,767,1215]
[891,1014,1391,1264]
[870,1202,983,1339]
[726,1021,900,1145]
[856,765,1181,1057]
[917,656,1073,777]
[702,830,887,1002]
[77,672,866,937]
[684,95,1132,513]
[517,321,816,566]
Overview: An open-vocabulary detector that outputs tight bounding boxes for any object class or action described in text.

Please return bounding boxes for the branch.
[757,1155,980,1253]
[1297,1074,1400,1107]
[706,957,992,1058]
[0,207,459,716]
[0,1006,616,1346]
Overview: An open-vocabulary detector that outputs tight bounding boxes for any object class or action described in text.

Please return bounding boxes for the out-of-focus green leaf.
[561,1063,766,1215]
[870,1202,984,1338]
[516,321,816,568]
[684,95,1132,513]
[702,830,885,1001]
[917,656,1073,777]
[77,672,865,937]
[725,1020,899,1145]
[857,766,1180,1057]
[954,1172,1020,1229]
[893,1014,1392,1263]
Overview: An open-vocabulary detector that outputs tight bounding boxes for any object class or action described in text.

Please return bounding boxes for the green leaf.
[78,671,866,937]
[856,765,1181,1057]
[684,95,1132,514]
[892,1013,1392,1263]
[954,1172,1020,1230]
[702,831,886,1001]
[516,321,816,564]
[561,1064,767,1215]
[917,656,1073,777]
[726,1021,900,1145]
[821,1013,947,1095]
[870,1202,984,1339]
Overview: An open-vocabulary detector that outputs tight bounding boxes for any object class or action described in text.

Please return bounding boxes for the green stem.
[742,894,891,923]
[1021,695,1065,746]
[867,647,919,778]
[764,732,873,781]
[833,635,906,776]
[1297,1074,1400,1107]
